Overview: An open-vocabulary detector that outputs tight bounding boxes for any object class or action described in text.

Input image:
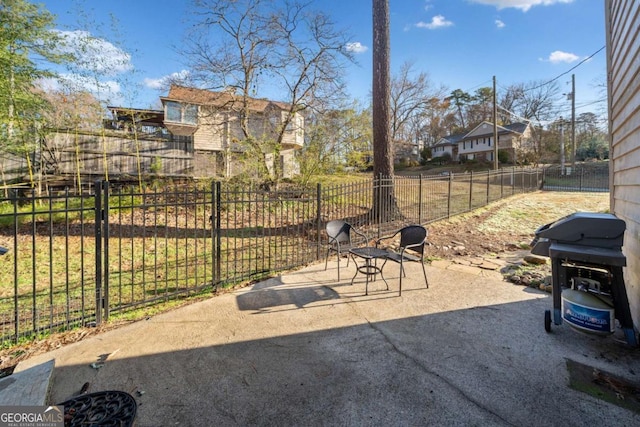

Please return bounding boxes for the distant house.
[432,133,464,161]
[439,121,533,163]
[160,85,304,178]
[104,86,305,179]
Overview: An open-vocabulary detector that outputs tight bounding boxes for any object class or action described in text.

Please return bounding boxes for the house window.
[165,101,197,125]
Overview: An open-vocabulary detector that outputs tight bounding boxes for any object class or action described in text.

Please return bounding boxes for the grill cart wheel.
[544,310,551,333]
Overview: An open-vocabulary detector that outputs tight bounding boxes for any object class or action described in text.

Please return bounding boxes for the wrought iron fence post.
[94,181,103,325]
[92,180,111,324]
[103,181,110,321]
[447,172,452,218]
[12,189,19,343]
[377,173,383,232]
[418,175,423,223]
[316,183,322,260]
[486,170,490,205]
[215,181,222,288]
[214,181,218,292]
[468,171,473,210]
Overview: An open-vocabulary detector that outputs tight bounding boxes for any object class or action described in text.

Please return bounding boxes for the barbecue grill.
[531,212,638,346]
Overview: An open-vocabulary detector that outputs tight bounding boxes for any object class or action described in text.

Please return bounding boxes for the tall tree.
[447,89,472,130]
[372,0,395,219]
[0,0,68,187]
[466,87,494,126]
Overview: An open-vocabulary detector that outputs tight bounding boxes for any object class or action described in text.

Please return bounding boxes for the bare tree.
[184,0,353,183]
[389,61,446,159]
[500,80,560,164]
[391,62,447,160]
[417,96,457,148]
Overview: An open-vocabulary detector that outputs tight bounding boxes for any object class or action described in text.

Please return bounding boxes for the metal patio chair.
[324,220,369,281]
[376,225,429,296]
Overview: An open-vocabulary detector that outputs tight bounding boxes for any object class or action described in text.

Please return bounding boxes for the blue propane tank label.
[562,299,614,334]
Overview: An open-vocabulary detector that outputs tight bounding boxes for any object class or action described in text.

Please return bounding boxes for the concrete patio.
[8,257,640,426]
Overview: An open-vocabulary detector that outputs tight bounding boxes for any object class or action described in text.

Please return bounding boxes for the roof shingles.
[162,85,290,112]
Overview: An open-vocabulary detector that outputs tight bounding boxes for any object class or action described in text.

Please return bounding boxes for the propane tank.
[561,288,615,335]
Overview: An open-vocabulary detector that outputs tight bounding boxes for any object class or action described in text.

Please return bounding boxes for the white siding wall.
[458,136,494,155]
[433,145,454,157]
[607,0,640,330]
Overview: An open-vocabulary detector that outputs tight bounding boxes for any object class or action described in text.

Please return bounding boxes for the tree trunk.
[372,0,397,222]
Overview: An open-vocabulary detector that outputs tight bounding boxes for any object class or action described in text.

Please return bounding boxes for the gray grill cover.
[531,212,625,256]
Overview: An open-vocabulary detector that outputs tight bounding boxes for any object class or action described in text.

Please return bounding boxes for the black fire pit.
[57,390,137,427]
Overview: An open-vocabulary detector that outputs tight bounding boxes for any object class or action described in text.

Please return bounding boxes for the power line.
[465,79,493,93]
[574,98,606,108]
[524,46,605,92]
[496,105,544,126]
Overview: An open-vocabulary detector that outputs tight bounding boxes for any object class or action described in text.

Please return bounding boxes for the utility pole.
[570,74,576,169]
[493,75,498,170]
[559,117,565,175]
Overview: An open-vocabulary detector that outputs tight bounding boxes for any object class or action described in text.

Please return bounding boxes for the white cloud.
[416,15,454,30]
[54,30,133,76]
[467,0,574,12]
[45,73,122,104]
[495,19,506,28]
[144,70,191,89]
[424,0,434,11]
[345,42,368,54]
[545,50,580,63]
[37,77,62,93]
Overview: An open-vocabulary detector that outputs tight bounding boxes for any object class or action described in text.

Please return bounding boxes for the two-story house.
[450,121,532,163]
[432,133,464,161]
[160,85,304,178]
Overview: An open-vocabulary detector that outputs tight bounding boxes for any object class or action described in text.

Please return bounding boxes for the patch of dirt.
[0,191,610,371]
[425,191,610,259]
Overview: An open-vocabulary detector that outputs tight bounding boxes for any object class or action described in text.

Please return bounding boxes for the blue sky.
[38,0,606,121]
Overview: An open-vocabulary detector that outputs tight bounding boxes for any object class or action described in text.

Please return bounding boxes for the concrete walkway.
[11,258,640,426]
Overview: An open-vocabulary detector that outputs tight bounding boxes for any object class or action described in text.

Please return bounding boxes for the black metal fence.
[541,164,609,192]
[0,168,542,346]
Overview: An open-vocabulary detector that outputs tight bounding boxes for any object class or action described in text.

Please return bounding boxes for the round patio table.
[349,247,390,295]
